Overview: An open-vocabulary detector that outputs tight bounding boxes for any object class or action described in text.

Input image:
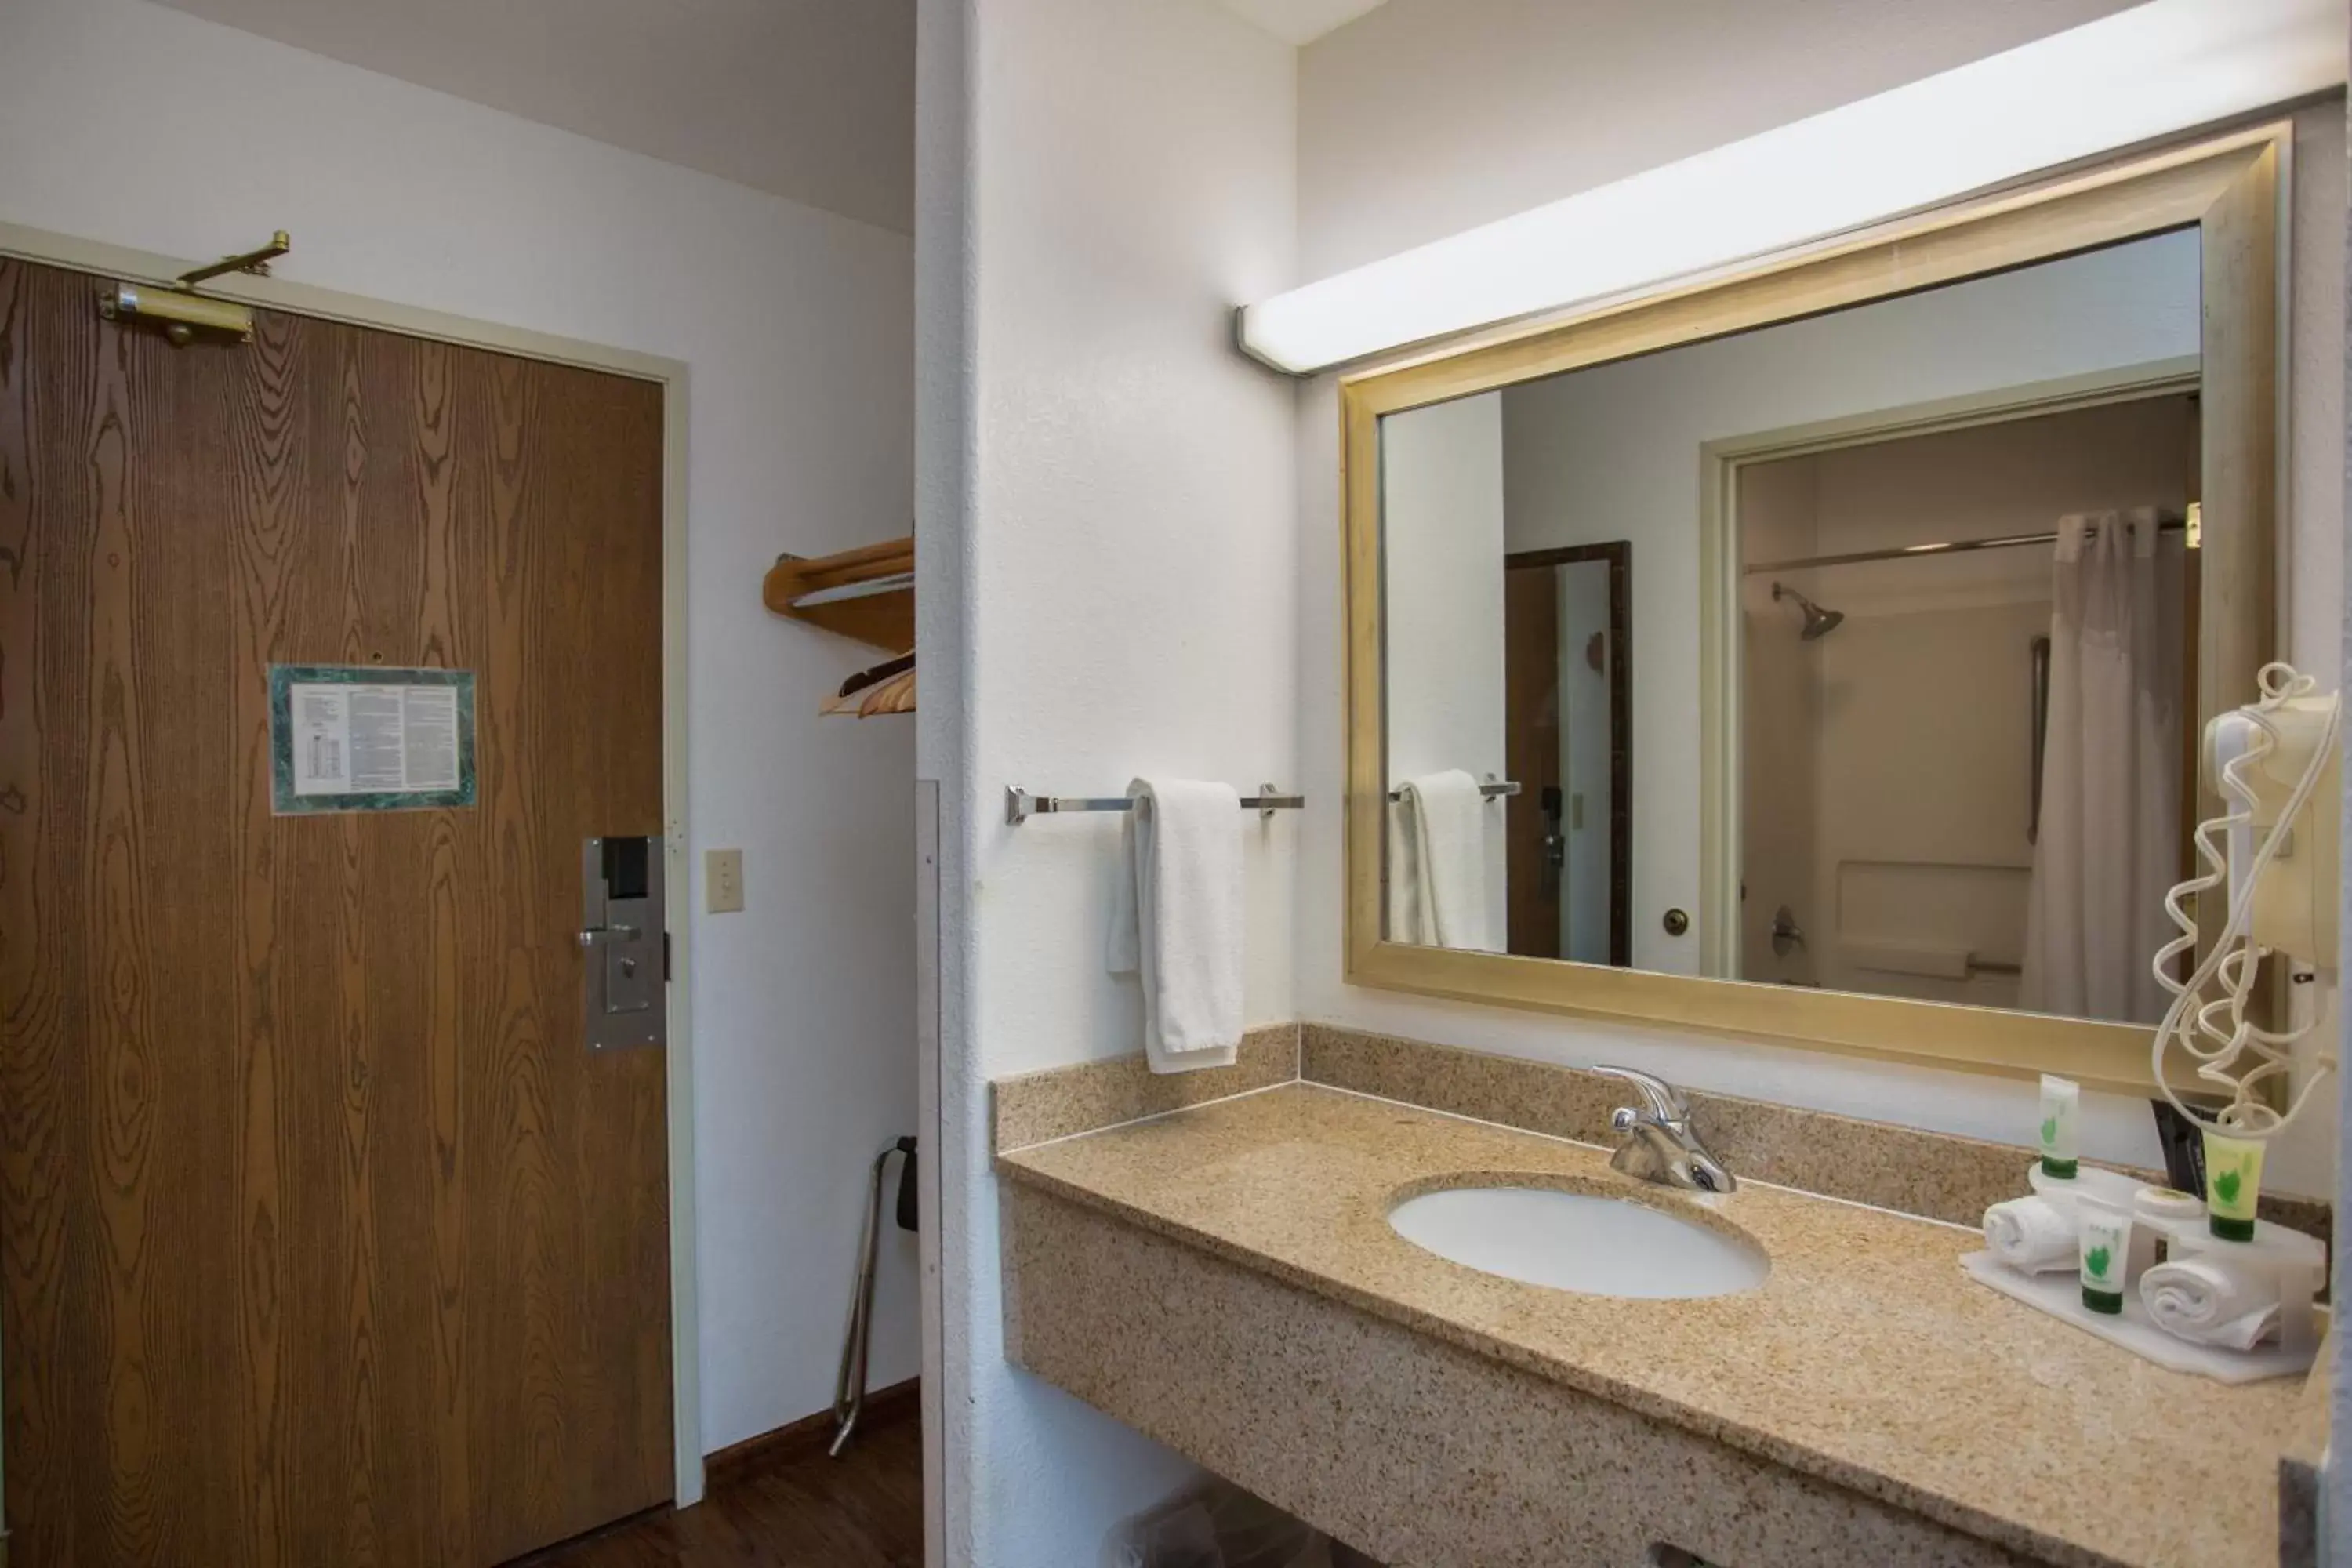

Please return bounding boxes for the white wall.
[1296,0,2138,279]
[0,0,920,1455]
[1381,390,1509,944]
[920,0,1298,1561]
[1294,11,2344,1194]
[914,0,975,1558]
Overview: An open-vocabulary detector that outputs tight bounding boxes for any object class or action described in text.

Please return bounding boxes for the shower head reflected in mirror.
[1771,582,1844,641]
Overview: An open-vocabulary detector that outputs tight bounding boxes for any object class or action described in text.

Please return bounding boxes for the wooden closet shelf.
[763,535,913,654]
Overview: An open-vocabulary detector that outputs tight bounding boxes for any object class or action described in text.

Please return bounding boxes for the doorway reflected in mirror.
[1501,543,1630,966]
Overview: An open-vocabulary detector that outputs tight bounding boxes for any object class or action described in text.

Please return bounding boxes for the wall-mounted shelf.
[764,535,913,655]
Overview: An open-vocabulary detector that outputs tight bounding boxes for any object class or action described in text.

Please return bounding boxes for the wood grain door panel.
[0,257,671,1567]
[1502,566,1560,960]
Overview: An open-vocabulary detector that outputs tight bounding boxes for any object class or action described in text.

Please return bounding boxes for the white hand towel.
[1107,778,1243,1073]
[1395,770,1490,951]
[2140,1257,2281,1350]
[1982,1196,2075,1274]
[1386,798,1435,946]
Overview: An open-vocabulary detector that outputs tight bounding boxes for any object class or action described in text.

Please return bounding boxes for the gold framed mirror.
[1342,125,2284,1094]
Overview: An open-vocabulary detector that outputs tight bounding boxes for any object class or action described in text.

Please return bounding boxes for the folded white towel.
[2140,1257,2281,1350]
[1107,778,1243,1073]
[1392,770,1490,952]
[1982,1196,2076,1274]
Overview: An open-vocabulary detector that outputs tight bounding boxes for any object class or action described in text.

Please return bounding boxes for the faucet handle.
[1592,1065,1688,1123]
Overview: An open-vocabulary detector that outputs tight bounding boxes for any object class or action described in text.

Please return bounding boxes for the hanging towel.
[1107,778,1243,1073]
[1393,770,1491,951]
[1981,1196,2076,1274]
[2140,1256,2282,1350]
[1387,797,1435,947]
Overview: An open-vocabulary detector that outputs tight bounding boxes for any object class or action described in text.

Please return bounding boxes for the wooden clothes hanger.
[822,652,916,718]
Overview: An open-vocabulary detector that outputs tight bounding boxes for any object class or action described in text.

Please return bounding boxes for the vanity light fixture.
[1234,0,2341,374]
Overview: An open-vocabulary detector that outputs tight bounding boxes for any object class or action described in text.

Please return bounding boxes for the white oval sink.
[1388,1185,1768,1299]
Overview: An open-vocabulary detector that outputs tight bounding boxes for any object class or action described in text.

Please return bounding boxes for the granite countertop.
[996,1081,2305,1568]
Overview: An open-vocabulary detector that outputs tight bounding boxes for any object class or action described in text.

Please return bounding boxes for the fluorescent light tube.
[1239,0,2344,375]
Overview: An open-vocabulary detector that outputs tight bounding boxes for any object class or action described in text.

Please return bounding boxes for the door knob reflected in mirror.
[1769,906,1807,958]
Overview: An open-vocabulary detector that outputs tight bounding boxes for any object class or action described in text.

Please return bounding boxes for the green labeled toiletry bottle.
[2039,1074,2079,1179]
[2078,1200,2128,1315]
[2203,1132,2264,1242]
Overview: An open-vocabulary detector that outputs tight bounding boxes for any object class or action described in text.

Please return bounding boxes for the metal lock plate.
[580,835,666,1051]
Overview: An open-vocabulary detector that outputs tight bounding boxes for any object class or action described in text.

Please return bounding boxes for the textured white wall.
[1293,15,2344,1194]
[913,0,974,1559]
[0,0,920,1455]
[920,0,1299,1561]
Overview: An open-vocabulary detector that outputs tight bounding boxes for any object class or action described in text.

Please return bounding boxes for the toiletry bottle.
[2078,1200,2129,1316]
[2039,1075,2079,1179]
[2202,1132,2264,1242]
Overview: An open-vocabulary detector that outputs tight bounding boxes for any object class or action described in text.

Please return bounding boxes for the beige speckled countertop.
[996,1082,2305,1568]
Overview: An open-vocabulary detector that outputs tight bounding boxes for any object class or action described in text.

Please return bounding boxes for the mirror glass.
[1379,231,2201,1027]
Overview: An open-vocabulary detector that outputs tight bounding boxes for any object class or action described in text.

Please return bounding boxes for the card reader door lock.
[580,835,666,1051]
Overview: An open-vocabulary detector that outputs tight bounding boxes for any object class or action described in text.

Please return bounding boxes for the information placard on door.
[270,665,477,814]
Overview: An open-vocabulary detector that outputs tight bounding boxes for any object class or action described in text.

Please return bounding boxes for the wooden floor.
[510,1389,921,1568]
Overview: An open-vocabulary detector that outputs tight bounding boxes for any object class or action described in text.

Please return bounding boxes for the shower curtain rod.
[1742,507,2191,576]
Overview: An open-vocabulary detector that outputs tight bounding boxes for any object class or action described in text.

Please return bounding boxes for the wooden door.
[1501,566,1561,959]
[0,257,673,1566]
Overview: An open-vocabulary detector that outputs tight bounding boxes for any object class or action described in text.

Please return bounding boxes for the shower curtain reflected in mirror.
[2020,510,2183,1024]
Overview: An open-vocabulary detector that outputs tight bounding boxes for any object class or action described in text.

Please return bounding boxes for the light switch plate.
[706,848,746,913]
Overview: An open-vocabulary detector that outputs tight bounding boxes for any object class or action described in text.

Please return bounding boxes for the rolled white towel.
[2140,1257,2281,1350]
[1982,1196,2075,1273]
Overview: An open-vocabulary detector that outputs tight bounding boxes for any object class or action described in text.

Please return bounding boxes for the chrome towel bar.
[1006,784,1305,826]
[1386,778,1522,802]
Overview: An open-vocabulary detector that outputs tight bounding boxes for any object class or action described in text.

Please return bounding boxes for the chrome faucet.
[1593,1066,1735,1192]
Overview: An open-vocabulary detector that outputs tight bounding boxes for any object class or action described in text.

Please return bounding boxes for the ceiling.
[1218,0,1392,45]
[149,0,916,234]
[149,0,1392,232]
